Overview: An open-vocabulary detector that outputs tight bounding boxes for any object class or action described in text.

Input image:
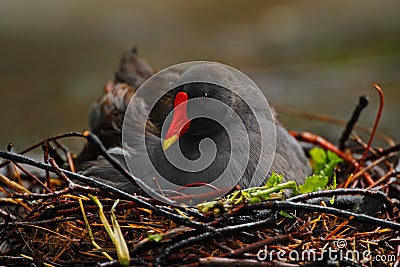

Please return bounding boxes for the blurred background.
[0,0,399,153]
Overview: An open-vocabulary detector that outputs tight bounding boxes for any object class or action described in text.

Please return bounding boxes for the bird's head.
[162,81,238,151]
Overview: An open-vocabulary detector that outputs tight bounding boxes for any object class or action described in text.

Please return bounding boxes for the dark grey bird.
[76,48,311,195]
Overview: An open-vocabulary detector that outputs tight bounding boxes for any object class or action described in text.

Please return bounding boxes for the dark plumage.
[77,48,311,194]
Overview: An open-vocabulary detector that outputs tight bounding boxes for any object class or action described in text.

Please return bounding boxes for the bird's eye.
[204,92,209,97]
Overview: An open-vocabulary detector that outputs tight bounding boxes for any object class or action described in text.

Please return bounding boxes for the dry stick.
[198,257,299,267]
[345,153,396,187]
[6,144,23,187]
[275,105,395,146]
[14,181,88,200]
[12,161,52,193]
[245,201,400,230]
[97,258,148,267]
[21,201,110,222]
[289,187,395,240]
[0,208,18,221]
[49,159,73,185]
[82,131,180,204]
[154,217,277,266]
[82,131,134,182]
[366,142,400,161]
[14,158,96,200]
[10,219,34,256]
[287,188,394,219]
[212,240,235,254]
[367,169,399,189]
[224,233,293,257]
[155,200,400,265]
[20,198,145,223]
[53,139,76,173]
[392,237,400,267]
[290,131,354,163]
[354,84,384,174]
[289,131,374,185]
[0,149,210,231]
[351,133,380,160]
[154,197,400,266]
[208,201,250,227]
[0,216,83,227]
[324,218,353,240]
[130,226,198,257]
[339,95,369,151]
[0,132,84,168]
[42,142,52,192]
[0,257,33,266]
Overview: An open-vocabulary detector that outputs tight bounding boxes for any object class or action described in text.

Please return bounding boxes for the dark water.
[1,0,399,153]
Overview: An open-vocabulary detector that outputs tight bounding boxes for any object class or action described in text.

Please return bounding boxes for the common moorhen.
[77,48,311,200]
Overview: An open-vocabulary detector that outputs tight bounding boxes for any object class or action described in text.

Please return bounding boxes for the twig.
[351,133,380,159]
[365,142,400,161]
[225,233,293,257]
[287,188,394,219]
[82,131,191,204]
[12,161,52,193]
[0,216,84,227]
[289,131,374,185]
[367,169,398,189]
[345,153,396,187]
[0,149,210,231]
[198,257,294,266]
[82,131,137,187]
[53,139,76,173]
[42,142,52,192]
[339,95,369,150]
[0,132,84,168]
[154,217,277,266]
[275,105,395,146]
[0,208,18,221]
[130,226,198,257]
[244,201,400,231]
[354,84,384,173]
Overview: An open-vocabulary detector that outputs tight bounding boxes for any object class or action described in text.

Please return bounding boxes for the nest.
[0,87,399,267]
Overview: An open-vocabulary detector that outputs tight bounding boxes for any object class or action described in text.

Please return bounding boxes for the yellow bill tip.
[162,135,178,151]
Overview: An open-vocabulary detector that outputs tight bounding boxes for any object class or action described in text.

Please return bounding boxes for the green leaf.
[307,147,342,192]
[298,174,329,194]
[329,195,336,205]
[327,150,340,162]
[325,173,338,190]
[111,200,130,267]
[148,234,163,242]
[309,147,342,176]
[197,200,224,217]
[298,148,341,194]
[309,147,327,173]
[265,172,283,188]
[90,196,130,267]
[78,198,113,261]
[279,211,293,218]
[197,173,300,215]
[323,151,342,177]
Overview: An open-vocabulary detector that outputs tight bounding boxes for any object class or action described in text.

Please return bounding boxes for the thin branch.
[287,188,394,218]
[355,84,384,173]
[0,149,210,231]
[339,95,369,150]
[0,132,84,168]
